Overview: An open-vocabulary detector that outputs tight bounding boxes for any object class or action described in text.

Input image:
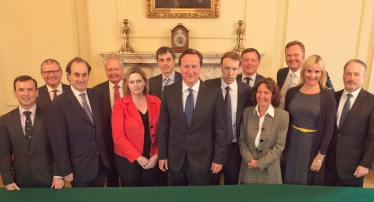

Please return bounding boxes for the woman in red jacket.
[112,67,161,187]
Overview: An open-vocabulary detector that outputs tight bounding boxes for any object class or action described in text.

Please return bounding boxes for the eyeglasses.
[42,70,61,75]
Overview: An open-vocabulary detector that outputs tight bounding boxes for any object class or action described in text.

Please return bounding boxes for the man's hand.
[211,162,223,174]
[5,183,20,191]
[63,173,73,182]
[159,159,168,171]
[51,177,65,189]
[144,155,158,169]
[353,165,369,178]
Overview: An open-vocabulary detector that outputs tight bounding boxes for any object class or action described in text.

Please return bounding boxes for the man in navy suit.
[236,48,264,87]
[36,59,70,111]
[93,53,124,187]
[325,59,374,187]
[0,76,64,191]
[48,57,110,187]
[158,48,227,186]
[206,52,252,185]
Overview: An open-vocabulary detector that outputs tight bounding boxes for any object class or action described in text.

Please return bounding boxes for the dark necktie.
[114,84,120,101]
[52,90,58,100]
[24,111,32,147]
[185,89,194,127]
[225,86,233,144]
[339,94,352,128]
[80,93,94,124]
[244,77,251,85]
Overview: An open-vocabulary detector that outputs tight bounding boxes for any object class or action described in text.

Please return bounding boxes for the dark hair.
[40,59,61,71]
[343,59,367,74]
[65,57,92,75]
[241,48,261,61]
[156,46,176,60]
[123,67,149,96]
[251,78,281,107]
[285,40,305,53]
[178,48,203,66]
[13,75,37,91]
[220,51,241,65]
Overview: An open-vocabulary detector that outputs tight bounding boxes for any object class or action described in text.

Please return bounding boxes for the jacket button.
[259,150,262,153]
[260,139,263,142]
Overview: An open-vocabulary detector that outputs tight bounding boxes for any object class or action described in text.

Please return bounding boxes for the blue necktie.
[185,89,194,127]
[339,94,352,128]
[225,86,233,144]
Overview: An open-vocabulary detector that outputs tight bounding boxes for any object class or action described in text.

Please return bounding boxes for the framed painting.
[146,0,219,18]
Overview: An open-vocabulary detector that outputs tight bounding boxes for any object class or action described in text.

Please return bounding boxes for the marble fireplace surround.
[101,53,264,81]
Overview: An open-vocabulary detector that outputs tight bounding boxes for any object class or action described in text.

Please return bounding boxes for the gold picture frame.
[146,0,219,18]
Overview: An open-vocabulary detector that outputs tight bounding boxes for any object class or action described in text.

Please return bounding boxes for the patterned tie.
[114,84,120,101]
[280,73,296,109]
[184,89,194,127]
[225,86,233,144]
[24,111,32,147]
[52,90,58,100]
[162,78,170,92]
[80,93,94,124]
[339,94,352,128]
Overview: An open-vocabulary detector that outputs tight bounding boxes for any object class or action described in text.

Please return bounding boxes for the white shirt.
[71,86,92,112]
[336,87,361,127]
[241,73,257,87]
[19,105,36,135]
[221,79,238,142]
[46,83,63,100]
[254,104,275,148]
[182,80,200,111]
[109,79,124,109]
[162,71,176,86]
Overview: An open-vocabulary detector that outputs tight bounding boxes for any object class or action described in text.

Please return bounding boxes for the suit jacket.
[0,107,57,187]
[149,71,182,99]
[277,67,334,91]
[283,85,336,185]
[236,73,264,86]
[239,107,289,184]
[47,87,109,182]
[112,94,160,162]
[36,83,70,111]
[204,78,252,140]
[326,89,374,179]
[158,80,227,175]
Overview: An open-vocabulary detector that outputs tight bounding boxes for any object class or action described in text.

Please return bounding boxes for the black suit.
[277,67,334,91]
[236,73,264,86]
[47,87,109,186]
[0,107,57,187]
[325,89,374,187]
[158,80,227,185]
[93,80,120,187]
[36,83,70,111]
[149,71,182,99]
[148,71,182,186]
[205,78,252,185]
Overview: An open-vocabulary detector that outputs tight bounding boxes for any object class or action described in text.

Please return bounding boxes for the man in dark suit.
[48,57,110,187]
[325,59,374,187]
[0,75,64,191]
[205,51,252,185]
[236,48,264,87]
[36,59,70,111]
[149,46,182,99]
[158,48,227,186]
[93,53,124,187]
[148,47,182,186]
[277,40,334,108]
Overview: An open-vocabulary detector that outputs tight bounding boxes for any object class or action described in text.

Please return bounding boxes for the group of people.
[0,40,373,191]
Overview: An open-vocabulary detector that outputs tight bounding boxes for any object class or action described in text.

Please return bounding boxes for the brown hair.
[40,59,61,72]
[285,40,305,53]
[220,51,241,65]
[122,67,149,96]
[13,75,37,90]
[251,78,281,107]
[178,48,203,66]
[343,59,367,74]
[241,48,261,61]
[156,46,176,60]
[66,57,92,74]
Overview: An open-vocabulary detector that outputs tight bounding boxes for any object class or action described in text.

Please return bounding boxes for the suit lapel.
[29,108,44,155]
[171,81,186,128]
[236,82,246,129]
[341,89,366,130]
[103,81,111,113]
[189,81,208,128]
[126,96,143,124]
[147,95,156,125]
[67,88,94,126]
[87,89,99,126]
[11,109,29,151]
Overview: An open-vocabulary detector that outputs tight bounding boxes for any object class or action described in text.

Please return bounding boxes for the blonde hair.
[122,67,149,96]
[298,55,329,89]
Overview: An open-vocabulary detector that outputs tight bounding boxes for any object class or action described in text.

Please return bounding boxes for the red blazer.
[112,94,161,162]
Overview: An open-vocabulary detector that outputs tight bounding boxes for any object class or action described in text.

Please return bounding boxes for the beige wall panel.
[0,0,78,114]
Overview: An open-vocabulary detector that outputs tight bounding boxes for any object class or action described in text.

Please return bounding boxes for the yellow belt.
[291,124,317,133]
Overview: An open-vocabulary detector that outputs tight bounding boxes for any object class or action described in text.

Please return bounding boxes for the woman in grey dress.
[282,55,336,185]
[239,78,289,184]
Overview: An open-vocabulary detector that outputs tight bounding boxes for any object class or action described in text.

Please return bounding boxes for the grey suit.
[236,73,264,86]
[0,107,57,187]
[149,71,182,99]
[36,83,70,111]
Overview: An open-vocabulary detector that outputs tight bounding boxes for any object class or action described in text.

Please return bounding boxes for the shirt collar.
[242,73,257,81]
[342,87,361,98]
[46,83,63,93]
[182,79,200,92]
[109,79,123,89]
[221,79,238,91]
[162,71,176,83]
[288,68,301,78]
[19,104,37,116]
[71,85,87,97]
[254,104,275,118]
